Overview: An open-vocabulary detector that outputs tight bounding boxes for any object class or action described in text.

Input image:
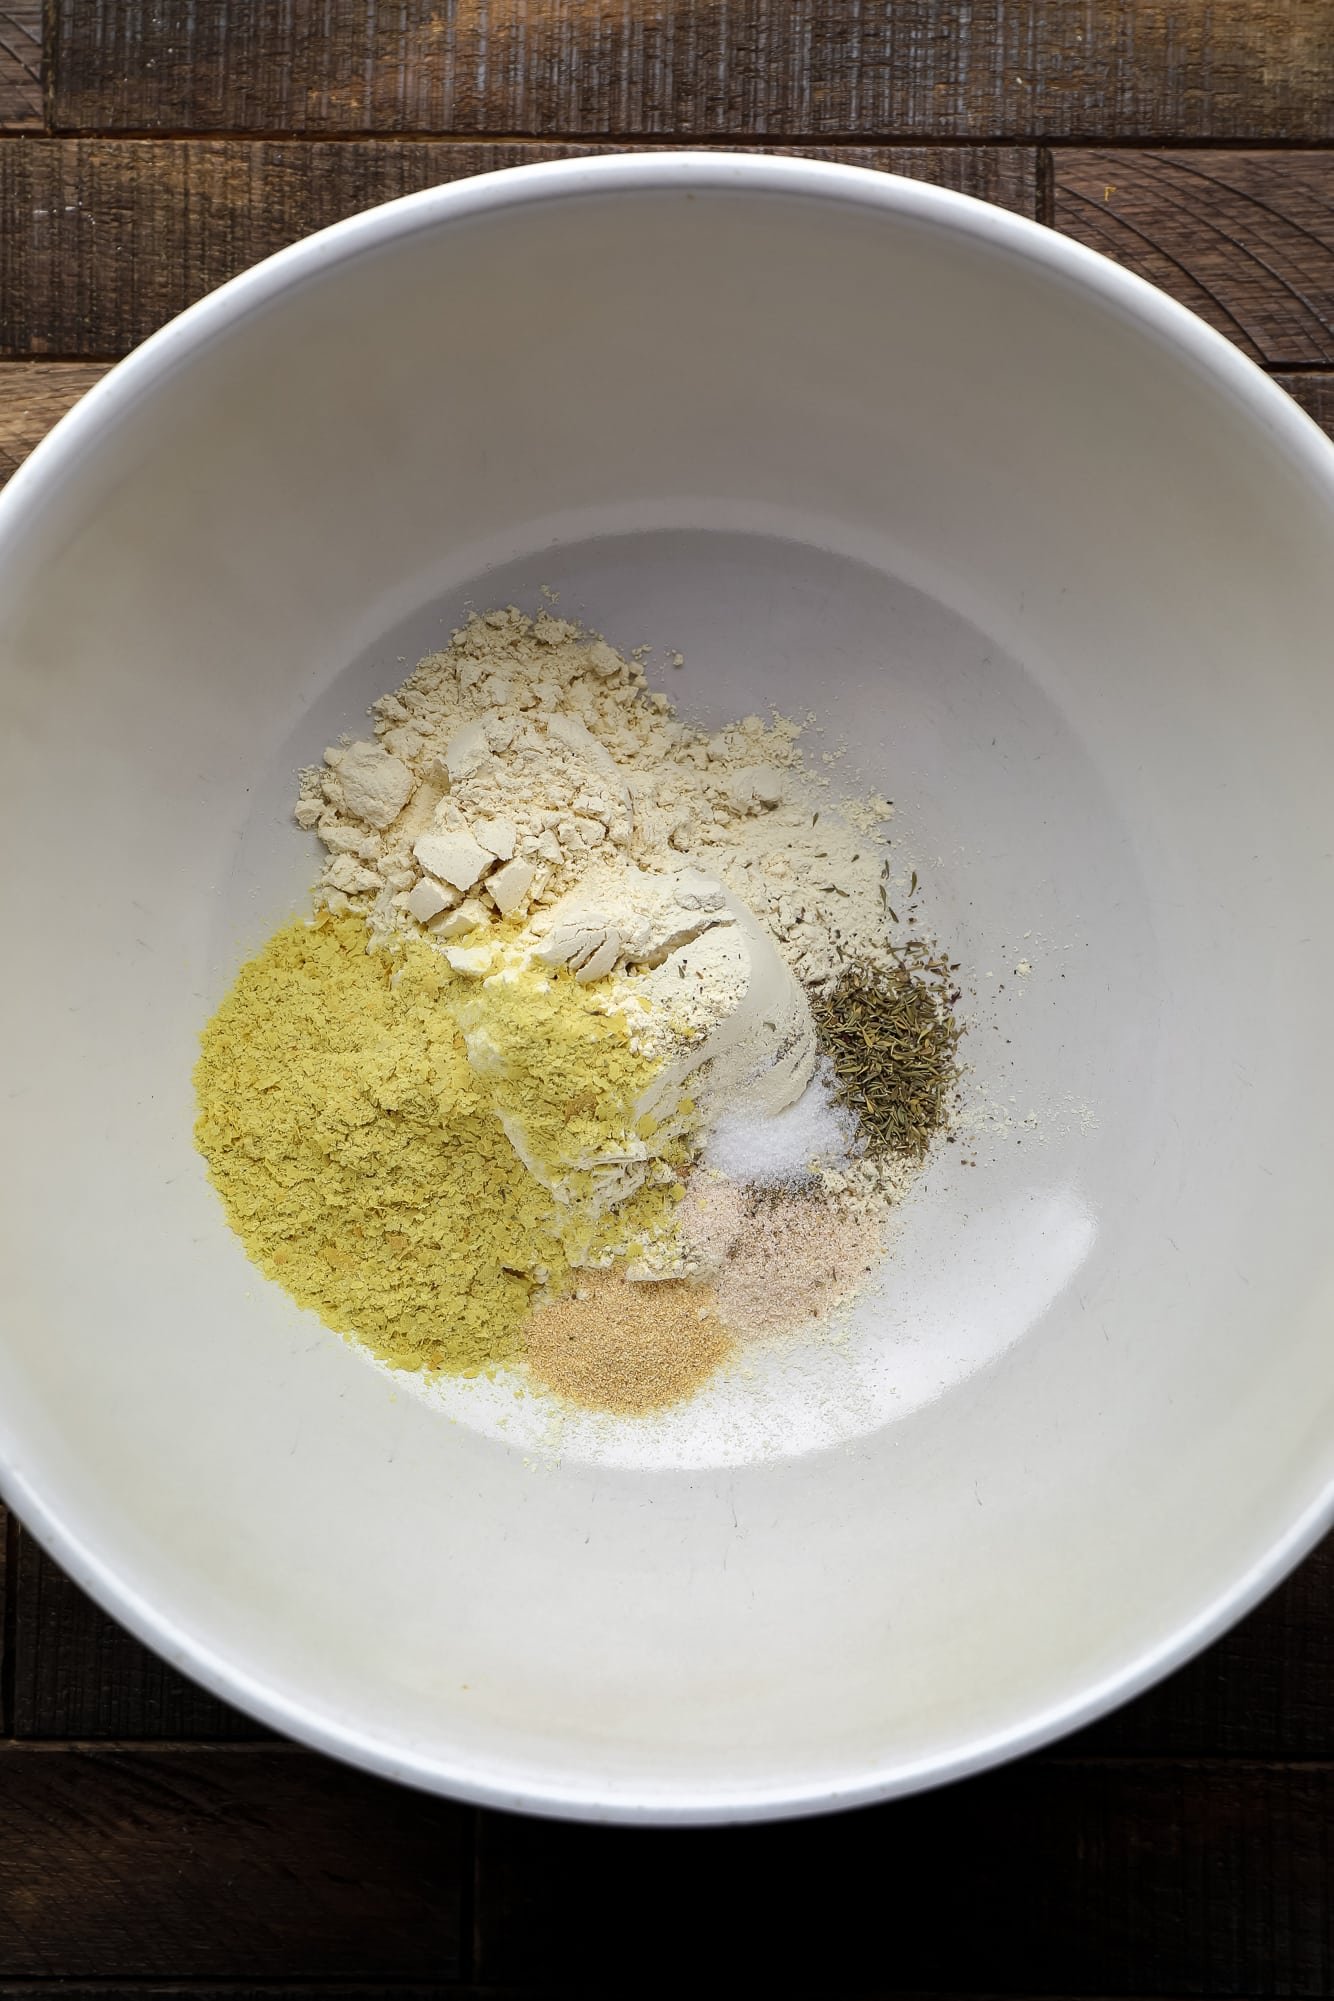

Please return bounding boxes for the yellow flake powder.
[193,912,682,1374]
[449,967,657,1205]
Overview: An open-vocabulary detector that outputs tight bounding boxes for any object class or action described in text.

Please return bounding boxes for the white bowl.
[2,153,1332,1824]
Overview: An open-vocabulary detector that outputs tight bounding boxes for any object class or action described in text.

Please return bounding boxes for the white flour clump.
[535,865,818,1128]
[429,859,820,1146]
[295,607,893,986]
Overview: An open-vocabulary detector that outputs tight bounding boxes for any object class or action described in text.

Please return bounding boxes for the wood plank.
[0,1991,461,2000]
[9,1521,265,1740]
[0,0,41,129]
[0,1994,1243,2001]
[49,0,1334,142]
[1275,369,1334,436]
[0,1990,468,2000]
[0,138,1037,358]
[0,361,110,483]
[0,1746,463,1979]
[0,1501,11,1732]
[1052,150,1334,366]
[475,1761,1334,1991]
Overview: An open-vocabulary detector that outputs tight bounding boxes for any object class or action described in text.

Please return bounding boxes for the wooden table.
[2,3,1332,1988]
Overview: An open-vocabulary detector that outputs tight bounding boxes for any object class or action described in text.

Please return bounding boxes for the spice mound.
[523,1271,733,1415]
[194,913,682,1373]
[195,607,965,1413]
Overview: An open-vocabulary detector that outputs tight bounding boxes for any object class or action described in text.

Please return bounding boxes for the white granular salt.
[704,1068,855,1187]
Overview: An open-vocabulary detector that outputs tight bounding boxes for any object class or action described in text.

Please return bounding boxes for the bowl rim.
[3,147,1333,1825]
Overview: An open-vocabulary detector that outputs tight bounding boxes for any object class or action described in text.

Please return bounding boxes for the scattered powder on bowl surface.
[681,1174,890,1340]
[522,1269,734,1414]
[193,912,681,1375]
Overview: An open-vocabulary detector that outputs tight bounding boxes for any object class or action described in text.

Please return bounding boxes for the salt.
[704,1067,854,1186]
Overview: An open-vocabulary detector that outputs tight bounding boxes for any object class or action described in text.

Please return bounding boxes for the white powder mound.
[704,1068,855,1187]
[296,607,896,991]
[531,864,817,1126]
[430,862,821,1227]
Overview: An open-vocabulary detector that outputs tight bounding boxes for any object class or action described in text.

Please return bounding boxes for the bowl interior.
[2,159,1332,1819]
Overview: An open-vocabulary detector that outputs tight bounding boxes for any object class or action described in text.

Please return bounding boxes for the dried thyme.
[811,954,963,1159]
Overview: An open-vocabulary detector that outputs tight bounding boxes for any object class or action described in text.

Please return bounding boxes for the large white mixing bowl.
[1,154,1332,1823]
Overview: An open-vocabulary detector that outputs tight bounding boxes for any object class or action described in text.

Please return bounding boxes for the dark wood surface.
[44,0,1334,140]
[2,3,1333,1991]
[0,139,1038,356]
[1052,150,1334,365]
[0,4,40,129]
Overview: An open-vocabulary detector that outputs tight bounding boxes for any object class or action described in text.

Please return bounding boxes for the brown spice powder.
[523,1270,733,1414]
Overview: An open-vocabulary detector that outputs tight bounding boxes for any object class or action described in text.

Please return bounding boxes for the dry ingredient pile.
[195,607,964,1415]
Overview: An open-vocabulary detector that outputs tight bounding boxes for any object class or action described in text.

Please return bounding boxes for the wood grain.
[0,1746,463,1979]
[0,361,109,482]
[475,1762,1334,1991]
[1052,150,1334,366]
[0,1501,11,1732]
[0,1991,460,2000]
[1276,369,1334,435]
[9,1522,264,1739]
[50,0,1334,141]
[0,137,1037,357]
[0,1,41,128]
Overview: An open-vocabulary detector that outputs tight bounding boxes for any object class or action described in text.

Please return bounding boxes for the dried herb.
[811,954,963,1160]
